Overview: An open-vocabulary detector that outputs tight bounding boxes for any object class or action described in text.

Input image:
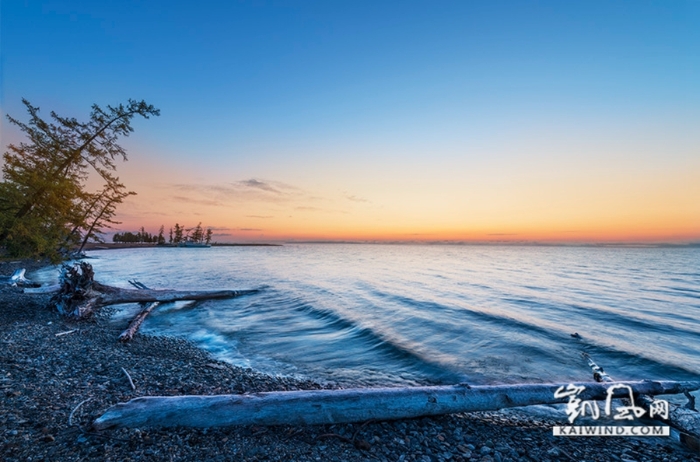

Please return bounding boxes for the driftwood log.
[583,352,700,450]
[44,262,258,318]
[118,301,160,342]
[92,380,700,430]
[118,280,160,342]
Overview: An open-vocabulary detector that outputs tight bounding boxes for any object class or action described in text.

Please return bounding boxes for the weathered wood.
[118,302,160,342]
[0,268,39,287]
[118,280,163,342]
[121,367,136,390]
[44,263,259,318]
[582,353,700,449]
[24,284,62,294]
[97,287,260,306]
[92,380,700,430]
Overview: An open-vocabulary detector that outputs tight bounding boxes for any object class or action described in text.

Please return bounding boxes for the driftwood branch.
[55,329,78,337]
[92,380,700,430]
[121,367,136,390]
[118,279,157,342]
[69,398,92,427]
[119,302,160,342]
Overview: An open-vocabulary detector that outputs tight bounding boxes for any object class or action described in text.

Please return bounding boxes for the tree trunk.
[92,380,700,430]
[94,285,259,306]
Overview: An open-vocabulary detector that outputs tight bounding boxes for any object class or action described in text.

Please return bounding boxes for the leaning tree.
[0,99,159,261]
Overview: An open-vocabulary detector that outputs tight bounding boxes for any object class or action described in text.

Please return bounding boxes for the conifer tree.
[173,223,183,244]
[0,98,158,261]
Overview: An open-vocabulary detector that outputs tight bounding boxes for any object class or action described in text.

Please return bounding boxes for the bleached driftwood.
[0,268,39,287]
[119,280,159,342]
[93,284,259,306]
[121,367,136,390]
[118,302,160,342]
[24,284,62,294]
[92,380,700,430]
[583,353,700,450]
[10,269,28,284]
[46,262,259,318]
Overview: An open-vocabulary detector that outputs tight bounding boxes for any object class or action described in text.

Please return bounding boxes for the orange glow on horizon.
[106,140,700,246]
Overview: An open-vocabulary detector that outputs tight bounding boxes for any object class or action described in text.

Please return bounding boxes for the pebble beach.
[1,259,698,462]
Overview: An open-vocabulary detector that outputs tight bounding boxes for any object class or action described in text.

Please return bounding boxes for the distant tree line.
[113,222,213,245]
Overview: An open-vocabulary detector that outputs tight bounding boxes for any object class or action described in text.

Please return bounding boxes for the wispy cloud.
[169,178,316,205]
[346,195,369,203]
[238,179,281,194]
[172,195,223,207]
[246,215,274,219]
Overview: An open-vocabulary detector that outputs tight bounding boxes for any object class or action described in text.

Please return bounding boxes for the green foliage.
[0,98,159,262]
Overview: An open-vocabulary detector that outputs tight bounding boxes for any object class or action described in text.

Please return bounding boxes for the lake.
[33,244,700,388]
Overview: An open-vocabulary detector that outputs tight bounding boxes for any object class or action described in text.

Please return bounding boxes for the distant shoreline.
[82,242,281,251]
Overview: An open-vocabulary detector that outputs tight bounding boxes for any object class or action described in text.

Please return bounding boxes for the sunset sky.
[2,1,699,243]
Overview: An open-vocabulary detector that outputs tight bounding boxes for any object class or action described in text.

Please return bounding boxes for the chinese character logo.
[554,383,669,424]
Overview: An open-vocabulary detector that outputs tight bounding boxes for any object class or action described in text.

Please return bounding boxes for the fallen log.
[583,353,700,450]
[92,380,700,430]
[95,286,260,306]
[119,280,159,342]
[44,262,259,318]
[118,302,160,342]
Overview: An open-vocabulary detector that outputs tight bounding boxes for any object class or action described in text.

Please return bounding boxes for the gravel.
[1,259,698,461]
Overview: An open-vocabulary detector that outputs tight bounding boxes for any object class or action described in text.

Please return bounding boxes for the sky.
[1,0,699,243]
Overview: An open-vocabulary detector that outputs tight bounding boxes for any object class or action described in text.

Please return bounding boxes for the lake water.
[33,244,700,388]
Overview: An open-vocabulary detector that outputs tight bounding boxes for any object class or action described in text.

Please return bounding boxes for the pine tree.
[0,98,158,261]
[173,223,183,244]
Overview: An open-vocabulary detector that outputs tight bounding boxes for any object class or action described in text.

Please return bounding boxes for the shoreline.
[81,242,281,251]
[1,263,698,461]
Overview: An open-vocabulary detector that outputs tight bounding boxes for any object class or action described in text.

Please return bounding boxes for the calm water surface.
[33,244,700,388]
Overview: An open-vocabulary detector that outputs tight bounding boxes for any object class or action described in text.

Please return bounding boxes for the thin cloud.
[346,195,369,203]
[171,195,222,207]
[238,179,281,194]
[246,215,274,219]
[168,179,317,205]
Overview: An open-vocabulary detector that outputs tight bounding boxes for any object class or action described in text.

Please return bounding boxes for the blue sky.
[2,1,699,242]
